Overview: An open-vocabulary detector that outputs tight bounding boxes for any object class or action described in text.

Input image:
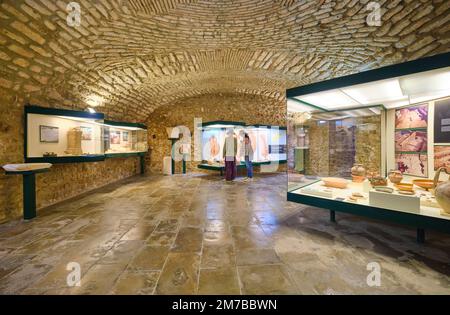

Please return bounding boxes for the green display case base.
[198,160,287,176]
[26,155,105,164]
[288,191,450,243]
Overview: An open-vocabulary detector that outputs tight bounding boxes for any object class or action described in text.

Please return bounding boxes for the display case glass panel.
[26,112,104,159]
[104,125,148,155]
[200,122,286,168]
[287,64,450,222]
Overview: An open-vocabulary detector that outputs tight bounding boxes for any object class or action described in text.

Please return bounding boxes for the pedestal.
[5,167,50,220]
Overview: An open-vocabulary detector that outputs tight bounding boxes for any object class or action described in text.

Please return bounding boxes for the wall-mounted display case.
[25,105,105,163]
[287,52,450,241]
[198,121,287,173]
[25,106,148,167]
[104,120,148,158]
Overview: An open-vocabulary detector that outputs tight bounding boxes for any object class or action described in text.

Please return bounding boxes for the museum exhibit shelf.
[103,120,148,158]
[197,120,287,174]
[103,120,148,175]
[25,105,106,164]
[24,106,149,174]
[286,52,450,242]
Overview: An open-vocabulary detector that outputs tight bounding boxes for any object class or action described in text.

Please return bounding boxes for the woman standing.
[243,133,254,182]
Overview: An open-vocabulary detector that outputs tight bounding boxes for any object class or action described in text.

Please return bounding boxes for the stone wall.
[300,115,381,178]
[146,93,286,173]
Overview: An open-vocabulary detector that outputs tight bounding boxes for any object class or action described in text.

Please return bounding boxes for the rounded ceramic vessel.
[351,163,366,177]
[388,170,403,184]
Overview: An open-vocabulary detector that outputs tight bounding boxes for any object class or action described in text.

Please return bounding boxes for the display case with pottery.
[287,53,450,243]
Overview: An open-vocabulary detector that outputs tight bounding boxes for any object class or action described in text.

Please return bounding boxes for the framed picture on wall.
[39,125,59,143]
[395,130,427,152]
[395,152,428,177]
[122,131,129,142]
[434,98,450,143]
[110,131,121,144]
[80,126,92,141]
[434,145,450,172]
[395,104,428,129]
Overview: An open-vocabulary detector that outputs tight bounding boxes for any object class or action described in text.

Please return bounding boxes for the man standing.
[223,129,237,181]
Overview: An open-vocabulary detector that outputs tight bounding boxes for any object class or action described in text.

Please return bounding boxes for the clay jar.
[388,170,403,184]
[351,163,366,176]
[434,167,450,215]
[351,163,366,183]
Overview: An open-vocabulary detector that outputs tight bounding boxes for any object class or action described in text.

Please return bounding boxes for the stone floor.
[0,173,449,295]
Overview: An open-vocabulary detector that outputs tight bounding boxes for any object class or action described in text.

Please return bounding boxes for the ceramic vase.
[351,163,366,177]
[434,167,450,215]
[388,170,403,184]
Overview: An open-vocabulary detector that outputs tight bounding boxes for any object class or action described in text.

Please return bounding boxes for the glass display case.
[25,105,105,163]
[25,106,149,166]
[104,120,148,157]
[198,121,287,172]
[287,53,450,240]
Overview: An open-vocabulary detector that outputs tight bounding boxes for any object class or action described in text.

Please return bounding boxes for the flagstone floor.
[0,173,449,295]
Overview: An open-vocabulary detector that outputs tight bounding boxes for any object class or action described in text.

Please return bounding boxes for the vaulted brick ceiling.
[0,0,449,121]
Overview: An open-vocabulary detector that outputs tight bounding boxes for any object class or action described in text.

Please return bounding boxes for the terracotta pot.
[434,167,450,215]
[388,170,403,184]
[351,163,366,177]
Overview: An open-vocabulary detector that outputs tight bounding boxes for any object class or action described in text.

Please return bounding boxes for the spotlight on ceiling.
[86,95,103,107]
[87,107,96,114]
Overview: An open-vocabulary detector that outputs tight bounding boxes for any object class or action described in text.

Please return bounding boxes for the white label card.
[442,118,450,126]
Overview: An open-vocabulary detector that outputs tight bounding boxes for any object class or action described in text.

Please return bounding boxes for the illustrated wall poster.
[247,129,269,162]
[110,131,121,144]
[39,125,59,143]
[434,145,450,172]
[395,104,428,129]
[434,98,450,143]
[122,131,129,142]
[80,126,92,141]
[395,130,427,152]
[202,129,223,161]
[395,153,428,177]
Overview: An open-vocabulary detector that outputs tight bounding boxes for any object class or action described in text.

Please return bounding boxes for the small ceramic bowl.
[394,183,414,192]
[413,179,441,191]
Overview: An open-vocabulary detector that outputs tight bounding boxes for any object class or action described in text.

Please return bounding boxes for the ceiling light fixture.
[86,95,103,107]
